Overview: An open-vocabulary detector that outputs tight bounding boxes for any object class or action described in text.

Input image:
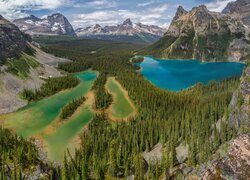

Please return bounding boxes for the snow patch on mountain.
[13,14,75,36]
[75,18,165,38]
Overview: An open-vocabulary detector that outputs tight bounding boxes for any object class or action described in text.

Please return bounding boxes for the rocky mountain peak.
[223,0,249,14]
[190,5,211,22]
[145,3,249,62]
[122,18,133,26]
[47,13,67,22]
[51,13,63,17]
[93,24,101,28]
[222,0,250,26]
[192,5,208,12]
[173,6,188,21]
[29,15,40,21]
[13,13,75,36]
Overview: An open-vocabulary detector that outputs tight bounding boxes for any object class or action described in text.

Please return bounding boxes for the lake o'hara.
[136,56,246,91]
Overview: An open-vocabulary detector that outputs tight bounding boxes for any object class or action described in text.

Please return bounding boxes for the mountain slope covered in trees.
[32,37,249,179]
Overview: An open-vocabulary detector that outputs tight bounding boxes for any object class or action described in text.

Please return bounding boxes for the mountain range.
[13,14,165,43]
[75,18,166,43]
[143,2,250,62]
[4,0,250,60]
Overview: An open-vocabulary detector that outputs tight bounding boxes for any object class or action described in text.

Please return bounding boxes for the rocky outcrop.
[13,13,76,36]
[222,0,250,27]
[0,15,28,62]
[75,19,165,43]
[142,143,163,164]
[229,64,250,129]
[172,6,188,21]
[201,134,250,180]
[144,5,250,61]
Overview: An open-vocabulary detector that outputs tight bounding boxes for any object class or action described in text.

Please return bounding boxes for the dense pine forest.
[92,73,113,110]
[1,37,245,179]
[0,128,58,179]
[60,96,86,120]
[38,38,240,179]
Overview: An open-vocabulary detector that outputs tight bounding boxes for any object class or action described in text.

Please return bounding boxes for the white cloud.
[137,0,156,7]
[74,11,120,26]
[205,0,233,12]
[0,0,72,20]
[72,3,171,28]
[74,0,117,9]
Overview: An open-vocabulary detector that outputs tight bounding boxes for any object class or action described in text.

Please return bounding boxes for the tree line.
[21,76,79,101]
[91,73,113,110]
[60,96,86,120]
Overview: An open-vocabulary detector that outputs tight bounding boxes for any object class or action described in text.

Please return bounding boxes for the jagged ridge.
[13,13,76,36]
[143,5,250,61]
[75,18,166,43]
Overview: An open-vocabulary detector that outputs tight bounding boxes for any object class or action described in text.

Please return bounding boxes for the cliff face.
[229,63,250,130]
[204,64,250,179]
[222,0,250,27]
[0,15,28,62]
[144,5,250,62]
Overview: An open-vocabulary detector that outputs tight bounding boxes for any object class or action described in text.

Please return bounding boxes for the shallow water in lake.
[2,71,97,161]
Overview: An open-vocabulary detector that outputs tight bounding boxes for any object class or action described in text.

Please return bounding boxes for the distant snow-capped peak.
[13,13,75,36]
[75,18,165,37]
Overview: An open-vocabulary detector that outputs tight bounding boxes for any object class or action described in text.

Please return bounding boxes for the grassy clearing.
[106,77,136,121]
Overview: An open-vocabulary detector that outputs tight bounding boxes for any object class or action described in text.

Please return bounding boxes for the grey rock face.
[229,65,250,129]
[122,18,133,26]
[0,15,28,61]
[173,6,188,21]
[222,0,250,26]
[201,135,250,180]
[13,13,75,36]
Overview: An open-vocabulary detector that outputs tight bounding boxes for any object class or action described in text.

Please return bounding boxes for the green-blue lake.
[1,71,97,161]
[136,56,246,91]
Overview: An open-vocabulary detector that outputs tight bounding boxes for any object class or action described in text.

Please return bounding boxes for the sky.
[0,0,234,28]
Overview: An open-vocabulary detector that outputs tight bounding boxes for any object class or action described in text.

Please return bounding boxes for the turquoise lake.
[136,56,246,91]
[1,71,97,161]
